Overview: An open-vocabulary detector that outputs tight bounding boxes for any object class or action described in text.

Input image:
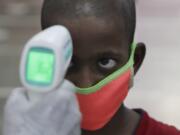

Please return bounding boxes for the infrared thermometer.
[20,25,73,100]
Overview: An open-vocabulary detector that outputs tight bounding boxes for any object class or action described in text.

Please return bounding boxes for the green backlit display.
[26,48,55,85]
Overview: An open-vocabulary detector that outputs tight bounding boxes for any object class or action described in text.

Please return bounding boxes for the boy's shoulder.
[134,109,180,135]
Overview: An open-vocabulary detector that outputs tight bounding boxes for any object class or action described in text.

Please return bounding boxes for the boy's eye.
[98,58,117,70]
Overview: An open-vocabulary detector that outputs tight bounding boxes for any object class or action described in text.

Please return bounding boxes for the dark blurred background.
[0,0,42,87]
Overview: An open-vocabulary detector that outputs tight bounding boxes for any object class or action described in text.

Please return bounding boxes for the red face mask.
[75,43,136,131]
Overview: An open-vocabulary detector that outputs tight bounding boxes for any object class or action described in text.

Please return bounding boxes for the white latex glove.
[3,80,81,135]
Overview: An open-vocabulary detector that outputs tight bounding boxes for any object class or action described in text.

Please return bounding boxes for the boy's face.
[53,16,130,88]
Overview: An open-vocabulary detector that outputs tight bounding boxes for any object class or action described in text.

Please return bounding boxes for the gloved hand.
[3,80,81,135]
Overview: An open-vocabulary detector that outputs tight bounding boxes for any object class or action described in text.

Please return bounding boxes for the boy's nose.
[67,67,98,88]
[76,69,97,88]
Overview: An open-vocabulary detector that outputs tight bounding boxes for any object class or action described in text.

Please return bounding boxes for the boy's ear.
[133,42,146,75]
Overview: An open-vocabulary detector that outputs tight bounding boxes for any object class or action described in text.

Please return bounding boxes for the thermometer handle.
[27,91,47,103]
[27,80,75,103]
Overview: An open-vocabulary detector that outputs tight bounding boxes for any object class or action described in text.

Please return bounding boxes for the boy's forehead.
[42,0,135,44]
[51,16,128,54]
[54,16,129,58]
[54,16,126,42]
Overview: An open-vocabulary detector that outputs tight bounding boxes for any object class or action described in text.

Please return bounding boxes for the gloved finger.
[52,99,81,135]
[23,84,78,121]
[37,80,76,109]
[5,88,29,112]
[60,80,76,93]
[67,122,81,135]
[3,88,30,135]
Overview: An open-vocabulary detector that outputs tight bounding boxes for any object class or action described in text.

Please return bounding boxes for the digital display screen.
[26,48,55,85]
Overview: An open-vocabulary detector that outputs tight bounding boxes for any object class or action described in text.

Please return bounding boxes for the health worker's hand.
[3,80,81,135]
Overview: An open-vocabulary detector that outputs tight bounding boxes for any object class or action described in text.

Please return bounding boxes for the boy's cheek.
[65,71,106,88]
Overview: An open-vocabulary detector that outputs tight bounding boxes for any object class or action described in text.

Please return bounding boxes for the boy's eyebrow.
[95,51,124,59]
[92,45,127,55]
[74,49,125,60]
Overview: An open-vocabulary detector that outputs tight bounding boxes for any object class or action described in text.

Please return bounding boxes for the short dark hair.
[41,0,136,44]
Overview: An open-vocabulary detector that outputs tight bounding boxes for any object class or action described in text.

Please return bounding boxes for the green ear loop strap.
[75,43,137,94]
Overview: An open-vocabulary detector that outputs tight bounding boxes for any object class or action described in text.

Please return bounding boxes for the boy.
[40,0,180,134]
[3,0,180,135]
